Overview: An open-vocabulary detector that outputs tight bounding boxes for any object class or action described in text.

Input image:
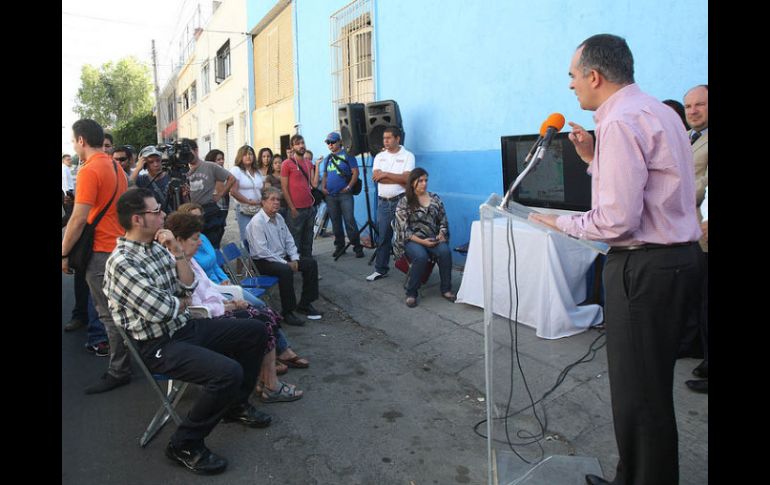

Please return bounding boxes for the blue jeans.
[286,206,317,258]
[235,207,255,245]
[404,241,453,297]
[374,196,402,274]
[276,328,290,355]
[220,287,265,308]
[326,193,361,249]
[86,293,108,347]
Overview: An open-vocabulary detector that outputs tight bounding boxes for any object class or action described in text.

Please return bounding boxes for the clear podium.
[480,194,608,485]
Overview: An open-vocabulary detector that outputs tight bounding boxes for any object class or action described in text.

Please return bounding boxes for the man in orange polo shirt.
[62,119,131,394]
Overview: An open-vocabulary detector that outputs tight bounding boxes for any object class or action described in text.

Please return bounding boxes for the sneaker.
[85,341,110,357]
[282,311,305,327]
[84,372,130,394]
[366,271,387,281]
[296,303,322,320]
[64,318,86,332]
[333,246,346,258]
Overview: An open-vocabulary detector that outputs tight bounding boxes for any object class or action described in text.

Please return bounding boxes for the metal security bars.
[331,0,375,121]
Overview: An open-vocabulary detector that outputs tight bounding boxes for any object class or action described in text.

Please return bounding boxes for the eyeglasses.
[325,140,339,145]
[138,205,162,215]
[113,157,129,162]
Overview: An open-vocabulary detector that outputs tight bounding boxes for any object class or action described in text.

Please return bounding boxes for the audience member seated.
[164,211,303,404]
[393,167,456,308]
[245,186,322,326]
[103,187,271,475]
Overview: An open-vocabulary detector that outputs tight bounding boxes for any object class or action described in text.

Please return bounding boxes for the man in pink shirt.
[530,34,701,485]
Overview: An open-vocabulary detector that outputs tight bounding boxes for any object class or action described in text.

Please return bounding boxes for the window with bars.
[190,82,197,106]
[331,0,375,112]
[215,40,231,83]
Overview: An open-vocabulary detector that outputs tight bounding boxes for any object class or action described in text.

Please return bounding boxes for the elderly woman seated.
[164,211,304,403]
[392,167,457,308]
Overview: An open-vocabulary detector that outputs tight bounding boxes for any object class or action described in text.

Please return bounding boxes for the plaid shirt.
[103,237,198,341]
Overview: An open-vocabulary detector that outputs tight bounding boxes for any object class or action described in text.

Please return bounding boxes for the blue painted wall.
[250,0,708,255]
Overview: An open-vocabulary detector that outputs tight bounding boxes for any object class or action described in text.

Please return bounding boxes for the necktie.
[690,131,701,145]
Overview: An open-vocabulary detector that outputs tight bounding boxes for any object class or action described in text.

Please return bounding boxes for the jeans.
[220,287,265,308]
[286,206,317,258]
[404,241,453,297]
[71,269,90,322]
[86,293,108,347]
[325,193,361,250]
[276,328,290,355]
[235,207,256,245]
[374,196,402,274]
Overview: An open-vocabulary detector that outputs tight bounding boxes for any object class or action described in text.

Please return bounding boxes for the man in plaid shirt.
[103,187,272,475]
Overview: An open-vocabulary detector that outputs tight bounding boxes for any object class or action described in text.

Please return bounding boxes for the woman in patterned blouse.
[393,167,457,307]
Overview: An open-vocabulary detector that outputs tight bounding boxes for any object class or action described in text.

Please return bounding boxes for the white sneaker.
[366,271,387,281]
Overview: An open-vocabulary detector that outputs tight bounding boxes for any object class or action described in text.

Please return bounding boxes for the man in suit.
[684,84,709,392]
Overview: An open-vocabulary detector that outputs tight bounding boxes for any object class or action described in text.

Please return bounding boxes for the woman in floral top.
[393,167,456,307]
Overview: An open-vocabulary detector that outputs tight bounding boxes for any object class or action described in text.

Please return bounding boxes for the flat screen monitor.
[501,132,593,212]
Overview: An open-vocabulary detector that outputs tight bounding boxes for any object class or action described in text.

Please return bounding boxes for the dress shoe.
[282,311,305,327]
[692,360,708,379]
[686,379,708,394]
[223,403,272,428]
[165,442,227,475]
[333,246,346,258]
[585,474,610,485]
[84,372,130,394]
[63,318,86,332]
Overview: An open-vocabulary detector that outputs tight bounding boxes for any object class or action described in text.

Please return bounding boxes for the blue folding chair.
[215,247,266,298]
[221,242,278,290]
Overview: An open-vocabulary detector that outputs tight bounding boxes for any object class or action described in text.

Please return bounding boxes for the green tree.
[74,57,154,130]
[113,112,158,150]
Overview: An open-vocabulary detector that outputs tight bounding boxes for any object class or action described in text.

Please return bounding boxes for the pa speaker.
[365,100,403,155]
[338,103,368,156]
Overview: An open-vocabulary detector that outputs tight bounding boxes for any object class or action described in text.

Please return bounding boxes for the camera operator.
[131,145,178,214]
[184,138,235,248]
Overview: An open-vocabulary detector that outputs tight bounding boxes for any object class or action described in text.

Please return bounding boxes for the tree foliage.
[113,112,158,151]
[74,57,154,130]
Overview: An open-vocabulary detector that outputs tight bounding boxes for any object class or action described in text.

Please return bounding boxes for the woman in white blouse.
[229,145,264,243]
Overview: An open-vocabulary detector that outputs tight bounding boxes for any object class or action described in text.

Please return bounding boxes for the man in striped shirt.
[103,187,272,475]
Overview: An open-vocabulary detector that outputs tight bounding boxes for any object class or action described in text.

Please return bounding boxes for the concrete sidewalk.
[61,209,707,484]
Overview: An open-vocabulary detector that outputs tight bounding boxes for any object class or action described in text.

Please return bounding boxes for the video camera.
[157,141,194,175]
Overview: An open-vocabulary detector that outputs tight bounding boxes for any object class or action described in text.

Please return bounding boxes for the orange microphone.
[539,113,566,136]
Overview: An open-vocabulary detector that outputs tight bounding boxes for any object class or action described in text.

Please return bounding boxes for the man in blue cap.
[321,131,364,258]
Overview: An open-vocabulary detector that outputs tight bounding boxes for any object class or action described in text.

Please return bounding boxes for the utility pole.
[151,39,162,143]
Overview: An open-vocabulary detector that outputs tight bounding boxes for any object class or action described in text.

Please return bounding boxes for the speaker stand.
[336,153,379,262]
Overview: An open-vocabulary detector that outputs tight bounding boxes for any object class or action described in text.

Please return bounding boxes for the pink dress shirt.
[556,84,702,246]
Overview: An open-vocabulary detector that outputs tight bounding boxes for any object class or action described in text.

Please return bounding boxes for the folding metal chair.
[221,242,279,290]
[215,247,266,298]
[113,317,203,447]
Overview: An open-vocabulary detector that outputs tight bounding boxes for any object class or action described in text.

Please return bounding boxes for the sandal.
[442,291,457,302]
[260,381,303,403]
[277,355,310,369]
[275,361,289,375]
[405,296,418,308]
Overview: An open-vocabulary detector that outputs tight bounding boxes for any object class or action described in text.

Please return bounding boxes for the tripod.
[336,153,379,263]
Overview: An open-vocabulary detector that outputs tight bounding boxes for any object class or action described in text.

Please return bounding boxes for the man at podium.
[529,34,702,485]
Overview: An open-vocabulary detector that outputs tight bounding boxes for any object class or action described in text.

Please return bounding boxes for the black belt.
[378,194,404,202]
[608,241,696,253]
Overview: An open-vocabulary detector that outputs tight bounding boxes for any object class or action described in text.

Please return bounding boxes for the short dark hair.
[662,99,689,129]
[164,212,204,241]
[180,138,198,151]
[62,154,71,160]
[103,133,113,143]
[290,134,304,147]
[383,125,402,140]
[72,119,105,148]
[204,149,225,162]
[577,34,634,85]
[114,145,133,158]
[116,187,156,230]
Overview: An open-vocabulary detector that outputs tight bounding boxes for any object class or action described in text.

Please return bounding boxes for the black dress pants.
[603,243,700,485]
[135,318,267,448]
[254,257,318,314]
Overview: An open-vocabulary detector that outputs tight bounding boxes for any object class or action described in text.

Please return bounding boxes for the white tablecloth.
[456,219,603,339]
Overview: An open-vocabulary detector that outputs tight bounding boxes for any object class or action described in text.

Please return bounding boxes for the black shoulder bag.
[294,158,324,207]
[327,154,362,195]
[68,162,119,272]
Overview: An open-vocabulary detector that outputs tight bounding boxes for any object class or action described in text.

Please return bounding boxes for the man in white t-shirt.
[62,154,75,226]
[367,126,415,281]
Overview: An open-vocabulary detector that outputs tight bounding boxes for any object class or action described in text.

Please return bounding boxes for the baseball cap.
[325,132,341,144]
[139,145,162,158]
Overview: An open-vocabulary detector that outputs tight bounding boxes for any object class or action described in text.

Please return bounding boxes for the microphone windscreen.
[539,113,566,135]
